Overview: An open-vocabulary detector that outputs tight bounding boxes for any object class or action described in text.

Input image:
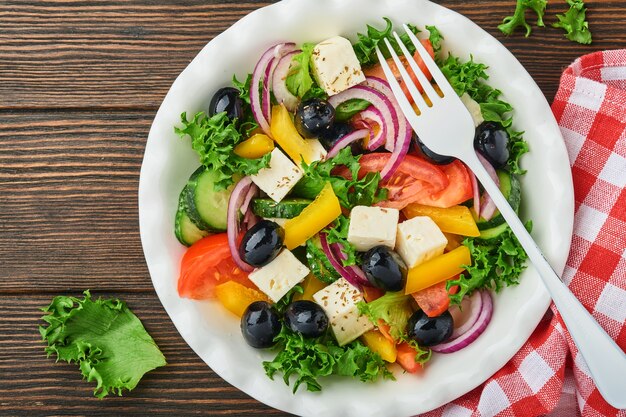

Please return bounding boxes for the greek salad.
[173,19,530,392]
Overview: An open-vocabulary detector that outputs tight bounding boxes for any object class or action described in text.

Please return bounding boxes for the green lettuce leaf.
[357,292,413,340]
[326,214,359,267]
[39,291,166,398]
[274,285,304,314]
[352,18,420,67]
[447,223,532,305]
[286,43,316,98]
[553,0,592,44]
[175,111,270,190]
[293,147,388,209]
[498,0,548,37]
[439,54,489,98]
[426,25,444,54]
[263,327,393,393]
[232,73,253,105]
[232,74,259,136]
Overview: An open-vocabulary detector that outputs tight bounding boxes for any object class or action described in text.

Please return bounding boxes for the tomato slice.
[411,161,473,208]
[364,40,435,102]
[178,233,253,300]
[410,280,460,318]
[334,153,448,210]
[395,342,424,373]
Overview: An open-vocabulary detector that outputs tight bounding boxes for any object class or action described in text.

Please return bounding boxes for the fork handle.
[465,152,626,409]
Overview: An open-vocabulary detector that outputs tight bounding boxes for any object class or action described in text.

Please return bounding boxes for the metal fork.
[375,25,626,409]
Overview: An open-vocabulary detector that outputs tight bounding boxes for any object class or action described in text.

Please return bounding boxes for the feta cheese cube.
[311,36,366,96]
[304,139,327,163]
[248,249,310,302]
[347,206,399,252]
[395,216,447,269]
[460,93,484,127]
[313,278,374,346]
[251,148,303,203]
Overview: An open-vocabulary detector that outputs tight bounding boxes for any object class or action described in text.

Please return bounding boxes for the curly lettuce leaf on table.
[39,291,166,398]
[553,0,593,44]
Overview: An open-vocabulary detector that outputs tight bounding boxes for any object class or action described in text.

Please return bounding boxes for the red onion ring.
[319,233,366,289]
[448,289,483,340]
[329,242,370,287]
[240,183,258,216]
[326,129,369,159]
[362,76,405,152]
[431,290,493,353]
[361,77,412,180]
[227,176,254,272]
[328,85,398,152]
[250,46,276,135]
[272,50,300,112]
[242,208,258,229]
[353,107,386,150]
[476,153,500,220]
[251,43,296,135]
[469,170,480,217]
[380,118,412,181]
[262,58,274,122]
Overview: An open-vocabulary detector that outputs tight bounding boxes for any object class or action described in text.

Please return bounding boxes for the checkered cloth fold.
[421,50,626,417]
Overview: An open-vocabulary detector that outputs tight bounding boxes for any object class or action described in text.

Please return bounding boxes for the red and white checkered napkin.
[422,50,626,417]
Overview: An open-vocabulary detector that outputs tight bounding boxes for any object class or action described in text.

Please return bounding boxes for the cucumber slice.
[175,185,211,246]
[478,222,509,240]
[175,208,211,246]
[476,170,521,230]
[305,236,341,284]
[252,198,313,219]
[185,167,232,231]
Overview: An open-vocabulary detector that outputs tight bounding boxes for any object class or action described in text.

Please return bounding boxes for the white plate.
[138,0,574,415]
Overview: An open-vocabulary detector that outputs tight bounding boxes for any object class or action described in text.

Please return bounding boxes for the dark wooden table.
[1,0,624,415]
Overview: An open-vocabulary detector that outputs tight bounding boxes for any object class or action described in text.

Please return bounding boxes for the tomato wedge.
[365,40,435,102]
[395,342,424,373]
[178,233,254,300]
[411,280,460,318]
[411,161,473,208]
[334,153,449,210]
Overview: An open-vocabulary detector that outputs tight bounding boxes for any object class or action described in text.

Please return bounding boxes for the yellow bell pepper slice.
[361,330,397,363]
[403,204,480,237]
[443,232,463,252]
[215,280,270,317]
[294,274,327,302]
[234,134,274,159]
[283,182,341,250]
[405,246,471,295]
[270,104,316,165]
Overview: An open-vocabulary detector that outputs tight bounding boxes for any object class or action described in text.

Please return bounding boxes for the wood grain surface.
[0,0,624,415]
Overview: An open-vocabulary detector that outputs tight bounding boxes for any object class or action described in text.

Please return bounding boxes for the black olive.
[284,300,329,338]
[239,220,284,267]
[319,122,364,155]
[362,246,407,292]
[240,301,281,349]
[474,122,510,169]
[209,87,243,120]
[414,134,455,165]
[407,310,454,347]
[294,98,335,138]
